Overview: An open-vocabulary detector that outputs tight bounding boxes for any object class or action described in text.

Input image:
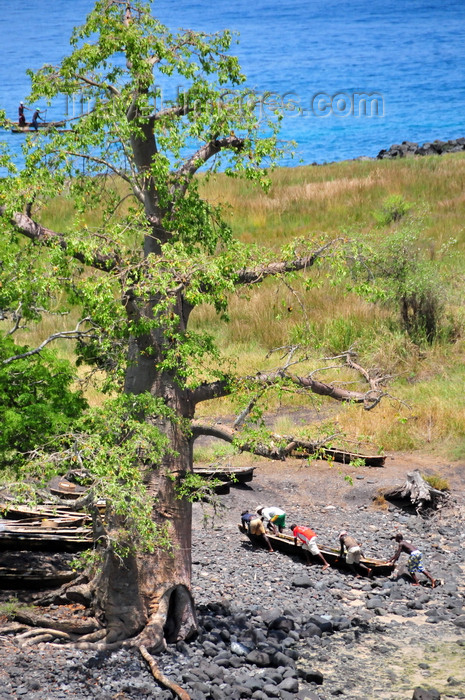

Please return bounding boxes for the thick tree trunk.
[94,320,198,650]
[93,415,197,651]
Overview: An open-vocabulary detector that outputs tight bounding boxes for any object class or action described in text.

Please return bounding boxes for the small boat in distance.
[10,122,71,134]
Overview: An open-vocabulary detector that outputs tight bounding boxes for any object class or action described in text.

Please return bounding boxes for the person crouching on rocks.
[290,524,330,570]
[241,510,274,553]
[388,533,437,587]
[256,505,286,534]
[338,530,372,578]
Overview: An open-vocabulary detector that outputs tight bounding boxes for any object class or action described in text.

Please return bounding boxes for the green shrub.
[0,338,87,469]
[374,195,411,226]
[423,473,450,491]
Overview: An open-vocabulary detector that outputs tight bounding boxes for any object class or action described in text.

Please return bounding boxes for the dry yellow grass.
[7,153,465,459]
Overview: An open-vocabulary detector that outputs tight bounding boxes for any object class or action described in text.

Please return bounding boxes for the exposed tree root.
[35,574,91,607]
[22,633,55,645]
[0,622,28,635]
[76,628,108,643]
[17,627,73,644]
[140,644,191,700]
[13,610,99,636]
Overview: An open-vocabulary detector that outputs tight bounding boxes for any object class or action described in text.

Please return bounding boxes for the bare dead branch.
[2,318,96,365]
[192,344,394,410]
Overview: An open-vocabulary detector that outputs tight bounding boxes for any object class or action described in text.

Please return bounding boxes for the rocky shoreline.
[0,455,464,699]
[375,137,465,161]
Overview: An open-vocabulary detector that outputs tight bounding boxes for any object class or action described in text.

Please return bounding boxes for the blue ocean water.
[1,0,464,166]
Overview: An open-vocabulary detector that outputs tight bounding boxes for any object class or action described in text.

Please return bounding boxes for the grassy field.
[194,153,465,460]
[9,152,465,461]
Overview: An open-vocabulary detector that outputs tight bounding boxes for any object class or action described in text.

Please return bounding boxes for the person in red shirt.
[290,524,330,570]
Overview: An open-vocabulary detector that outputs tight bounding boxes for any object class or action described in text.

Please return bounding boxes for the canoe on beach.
[238,524,395,576]
[194,465,255,483]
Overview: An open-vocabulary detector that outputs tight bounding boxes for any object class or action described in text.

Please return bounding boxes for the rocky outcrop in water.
[377,137,465,160]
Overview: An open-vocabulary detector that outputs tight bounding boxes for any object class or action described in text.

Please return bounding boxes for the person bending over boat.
[388,533,437,587]
[241,510,274,553]
[290,524,330,570]
[256,505,286,534]
[338,530,372,578]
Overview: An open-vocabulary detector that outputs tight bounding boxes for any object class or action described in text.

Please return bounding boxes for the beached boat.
[290,445,386,467]
[194,465,255,483]
[238,525,395,576]
[47,476,88,499]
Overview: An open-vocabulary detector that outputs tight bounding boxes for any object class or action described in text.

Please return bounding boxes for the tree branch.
[2,319,96,365]
[191,420,290,459]
[235,239,337,286]
[0,208,119,272]
[62,151,144,203]
[76,74,120,97]
[191,420,385,465]
[192,346,389,410]
[173,135,245,196]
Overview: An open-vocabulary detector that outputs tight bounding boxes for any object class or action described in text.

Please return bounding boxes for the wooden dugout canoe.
[194,466,255,483]
[238,525,395,576]
[290,446,386,467]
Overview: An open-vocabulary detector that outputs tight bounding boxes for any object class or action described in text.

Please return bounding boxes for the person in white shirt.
[256,505,286,534]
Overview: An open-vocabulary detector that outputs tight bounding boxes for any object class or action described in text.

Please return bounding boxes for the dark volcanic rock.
[412,688,441,700]
[377,136,465,160]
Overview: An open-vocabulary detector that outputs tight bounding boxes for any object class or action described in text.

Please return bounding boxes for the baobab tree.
[0,1,386,652]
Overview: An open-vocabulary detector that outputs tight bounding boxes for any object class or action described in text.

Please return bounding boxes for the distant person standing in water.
[388,533,437,587]
[18,101,26,126]
[30,108,43,131]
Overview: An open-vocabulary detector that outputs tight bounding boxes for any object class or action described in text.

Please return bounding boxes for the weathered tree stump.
[384,469,449,513]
